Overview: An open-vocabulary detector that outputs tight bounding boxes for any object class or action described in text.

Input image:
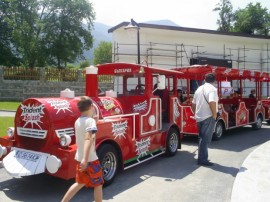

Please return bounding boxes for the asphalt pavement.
[1,110,270,201]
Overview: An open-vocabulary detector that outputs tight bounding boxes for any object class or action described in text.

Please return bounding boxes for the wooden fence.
[3,67,41,80]
[2,67,113,83]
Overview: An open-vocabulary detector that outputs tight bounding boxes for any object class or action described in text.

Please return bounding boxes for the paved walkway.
[0,110,16,117]
[231,140,270,202]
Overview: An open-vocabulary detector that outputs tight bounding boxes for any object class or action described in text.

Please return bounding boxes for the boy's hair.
[77,96,92,112]
[205,73,216,83]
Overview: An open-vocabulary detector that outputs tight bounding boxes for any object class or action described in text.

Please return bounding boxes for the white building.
[108,21,270,96]
[108,21,270,72]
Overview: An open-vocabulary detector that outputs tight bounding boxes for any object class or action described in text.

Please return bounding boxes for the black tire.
[252,115,263,130]
[97,144,119,186]
[213,121,224,141]
[166,128,180,156]
[267,120,270,125]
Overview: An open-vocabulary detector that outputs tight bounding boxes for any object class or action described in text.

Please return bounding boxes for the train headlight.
[59,135,71,147]
[0,145,7,158]
[7,127,15,138]
[46,155,62,174]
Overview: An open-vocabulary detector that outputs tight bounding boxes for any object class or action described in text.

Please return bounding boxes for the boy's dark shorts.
[76,159,104,188]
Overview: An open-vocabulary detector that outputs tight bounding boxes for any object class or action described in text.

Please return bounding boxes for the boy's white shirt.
[75,117,98,162]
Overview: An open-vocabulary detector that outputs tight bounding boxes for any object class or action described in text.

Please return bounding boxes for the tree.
[233,3,269,35]
[1,0,49,67]
[93,41,112,65]
[0,0,20,66]
[213,0,234,32]
[79,60,90,69]
[1,0,95,68]
[0,19,14,66]
[44,0,95,68]
[263,13,270,36]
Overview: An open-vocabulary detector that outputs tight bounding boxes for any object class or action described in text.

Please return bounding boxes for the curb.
[231,140,270,202]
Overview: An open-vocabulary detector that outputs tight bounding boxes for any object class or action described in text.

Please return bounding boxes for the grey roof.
[108,21,270,40]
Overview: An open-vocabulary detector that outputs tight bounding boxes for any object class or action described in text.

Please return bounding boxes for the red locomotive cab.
[87,63,184,185]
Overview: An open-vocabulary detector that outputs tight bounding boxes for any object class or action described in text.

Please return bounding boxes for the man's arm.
[209,101,217,119]
[191,103,196,114]
[209,90,218,119]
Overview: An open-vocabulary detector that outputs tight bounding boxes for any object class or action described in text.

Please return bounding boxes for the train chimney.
[85,66,98,97]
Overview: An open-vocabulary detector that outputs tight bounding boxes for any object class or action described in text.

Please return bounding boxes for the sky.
[90,0,270,30]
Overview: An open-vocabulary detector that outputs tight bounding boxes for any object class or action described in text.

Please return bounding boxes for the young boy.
[61,96,103,202]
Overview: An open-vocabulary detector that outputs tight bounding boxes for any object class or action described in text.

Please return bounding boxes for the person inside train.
[153,83,163,99]
[249,89,255,98]
[177,89,186,103]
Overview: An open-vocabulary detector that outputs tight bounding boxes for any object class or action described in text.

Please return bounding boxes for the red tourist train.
[0,63,185,185]
[1,63,270,185]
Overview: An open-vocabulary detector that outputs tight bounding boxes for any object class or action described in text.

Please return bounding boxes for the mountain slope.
[83,20,179,61]
[83,22,112,61]
[144,20,180,26]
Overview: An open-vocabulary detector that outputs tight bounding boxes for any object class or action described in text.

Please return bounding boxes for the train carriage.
[173,65,269,140]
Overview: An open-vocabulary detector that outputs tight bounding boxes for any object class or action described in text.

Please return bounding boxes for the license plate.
[15,150,41,162]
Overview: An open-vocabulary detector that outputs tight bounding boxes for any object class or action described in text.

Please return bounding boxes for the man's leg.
[197,117,215,163]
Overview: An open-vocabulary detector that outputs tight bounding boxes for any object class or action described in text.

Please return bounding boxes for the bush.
[80,60,90,69]
[67,63,77,69]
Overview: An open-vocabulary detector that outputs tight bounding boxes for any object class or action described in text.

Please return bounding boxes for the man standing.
[192,73,218,166]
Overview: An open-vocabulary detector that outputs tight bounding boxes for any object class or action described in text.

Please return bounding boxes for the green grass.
[0,102,18,137]
[0,101,21,111]
[0,117,14,137]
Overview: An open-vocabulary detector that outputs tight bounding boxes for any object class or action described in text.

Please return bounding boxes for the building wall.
[112,26,270,72]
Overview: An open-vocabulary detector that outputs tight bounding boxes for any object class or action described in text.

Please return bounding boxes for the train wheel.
[97,144,118,186]
[213,121,224,141]
[252,115,263,130]
[166,128,179,156]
